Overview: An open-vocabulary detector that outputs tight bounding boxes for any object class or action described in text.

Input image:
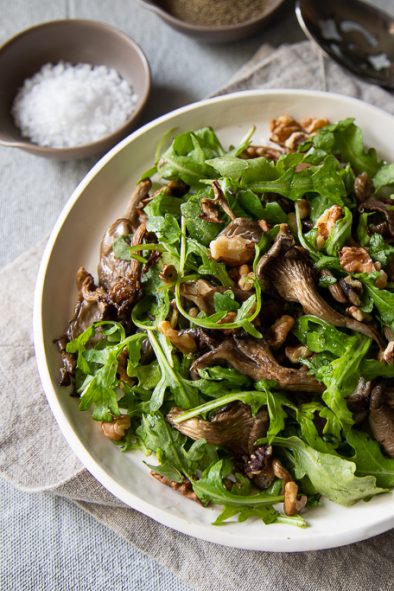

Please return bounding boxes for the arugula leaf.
[157,127,224,186]
[360,358,394,380]
[137,412,218,482]
[273,436,386,505]
[250,155,346,203]
[358,276,394,328]
[186,238,233,287]
[346,429,394,488]
[181,193,223,246]
[148,332,200,411]
[313,119,381,176]
[373,162,394,192]
[192,460,284,507]
[213,290,240,313]
[213,503,306,528]
[146,214,181,252]
[324,206,352,255]
[367,233,394,267]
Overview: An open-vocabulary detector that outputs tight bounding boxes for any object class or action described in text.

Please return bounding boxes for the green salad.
[59,115,394,527]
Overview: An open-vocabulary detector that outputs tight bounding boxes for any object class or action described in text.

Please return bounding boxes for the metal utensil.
[295,0,394,89]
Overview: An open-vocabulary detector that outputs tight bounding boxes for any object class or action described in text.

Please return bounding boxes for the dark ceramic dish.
[137,0,286,43]
[0,19,151,159]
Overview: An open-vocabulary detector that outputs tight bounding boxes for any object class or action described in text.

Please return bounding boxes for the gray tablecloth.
[1,1,394,590]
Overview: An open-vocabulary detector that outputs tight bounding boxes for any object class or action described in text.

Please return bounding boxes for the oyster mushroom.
[66,267,111,341]
[369,380,394,457]
[180,279,251,315]
[359,197,394,240]
[190,337,323,393]
[256,227,385,348]
[347,377,373,424]
[167,403,268,456]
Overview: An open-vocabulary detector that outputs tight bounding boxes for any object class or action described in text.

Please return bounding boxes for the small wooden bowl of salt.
[0,20,151,159]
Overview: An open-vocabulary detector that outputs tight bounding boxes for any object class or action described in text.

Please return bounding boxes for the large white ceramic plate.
[34,90,394,552]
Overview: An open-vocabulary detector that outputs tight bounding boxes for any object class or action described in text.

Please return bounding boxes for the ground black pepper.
[160,0,268,26]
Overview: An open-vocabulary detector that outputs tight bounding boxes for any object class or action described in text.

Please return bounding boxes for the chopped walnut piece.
[209,234,256,266]
[101,415,131,441]
[285,344,312,364]
[380,341,394,365]
[296,198,310,219]
[158,320,197,354]
[301,117,330,133]
[258,219,270,232]
[270,115,304,147]
[243,145,282,160]
[284,481,308,516]
[284,131,308,151]
[159,264,178,283]
[339,246,377,274]
[316,205,343,242]
[339,276,363,306]
[266,315,295,350]
[375,270,388,289]
[346,306,370,322]
[151,472,201,504]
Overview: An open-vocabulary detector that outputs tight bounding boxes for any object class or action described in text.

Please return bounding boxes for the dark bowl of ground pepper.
[137,0,287,43]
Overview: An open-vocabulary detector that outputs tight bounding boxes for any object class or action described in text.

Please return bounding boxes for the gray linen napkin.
[1,41,394,591]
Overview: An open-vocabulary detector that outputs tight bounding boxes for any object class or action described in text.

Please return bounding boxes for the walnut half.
[339,246,377,274]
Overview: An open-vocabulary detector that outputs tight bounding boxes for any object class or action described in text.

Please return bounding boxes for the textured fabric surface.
[1,37,394,591]
[0,477,192,591]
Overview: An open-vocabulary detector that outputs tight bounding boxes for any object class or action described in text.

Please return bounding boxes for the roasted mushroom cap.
[190,336,323,393]
[347,377,373,424]
[66,267,111,341]
[359,197,394,241]
[181,279,251,315]
[256,226,384,348]
[167,402,268,456]
[369,380,394,457]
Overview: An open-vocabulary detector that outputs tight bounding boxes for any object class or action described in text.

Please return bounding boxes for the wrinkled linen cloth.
[1,42,393,591]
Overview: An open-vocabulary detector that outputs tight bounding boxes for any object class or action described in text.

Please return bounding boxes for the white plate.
[34,90,394,552]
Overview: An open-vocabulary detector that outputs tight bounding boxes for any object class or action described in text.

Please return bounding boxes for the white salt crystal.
[12,62,139,148]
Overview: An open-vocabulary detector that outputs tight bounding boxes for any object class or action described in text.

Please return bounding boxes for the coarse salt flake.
[12,62,139,148]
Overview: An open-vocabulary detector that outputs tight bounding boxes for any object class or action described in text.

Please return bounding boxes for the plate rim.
[33,88,394,552]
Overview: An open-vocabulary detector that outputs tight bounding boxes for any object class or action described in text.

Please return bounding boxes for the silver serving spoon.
[295,0,394,89]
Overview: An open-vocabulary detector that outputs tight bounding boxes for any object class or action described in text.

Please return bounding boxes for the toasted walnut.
[266,315,295,350]
[117,348,134,385]
[151,472,201,503]
[101,415,131,441]
[339,276,363,306]
[158,320,197,354]
[159,264,178,283]
[243,145,282,160]
[217,311,237,325]
[284,481,308,516]
[339,246,377,273]
[285,344,312,364]
[296,198,310,219]
[301,117,330,133]
[375,270,388,289]
[258,219,270,232]
[316,205,343,242]
[270,115,304,146]
[380,341,394,365]
[272,458,293,484]
[346,306,370,322]
[209,235,256,266]
[284,131,308,151]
